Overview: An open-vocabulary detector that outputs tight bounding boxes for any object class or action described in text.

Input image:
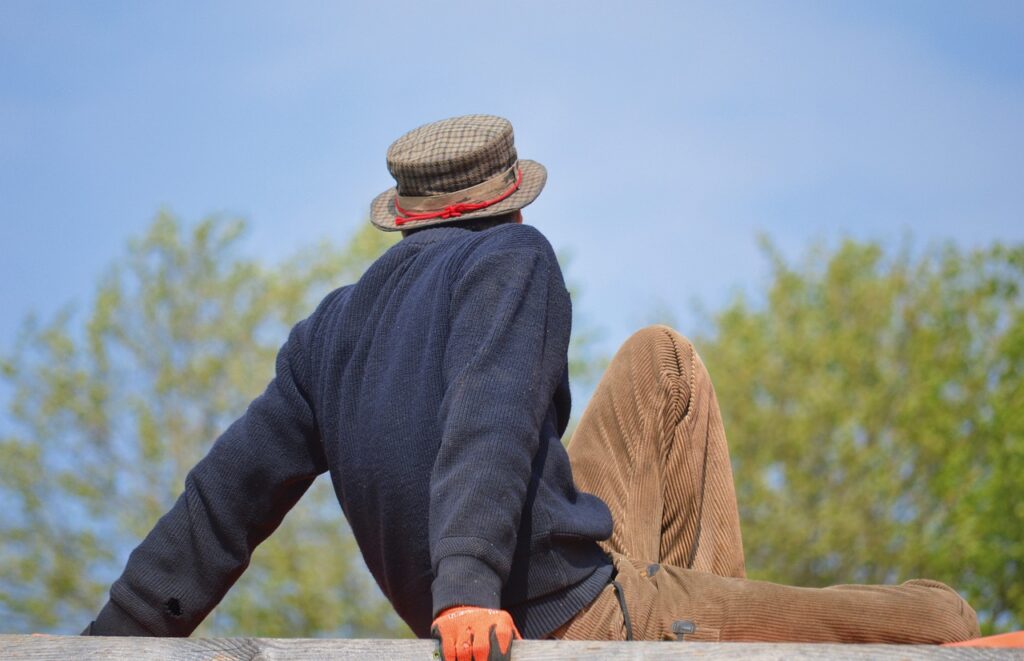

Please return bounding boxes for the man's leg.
[555,325,744,641]
[560,325,978,643]
[567,325,745,576]
[651,561,979,642]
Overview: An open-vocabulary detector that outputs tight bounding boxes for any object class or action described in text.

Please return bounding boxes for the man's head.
[370,115,546,233]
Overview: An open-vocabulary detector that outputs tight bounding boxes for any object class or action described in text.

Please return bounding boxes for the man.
[84,115,978,658]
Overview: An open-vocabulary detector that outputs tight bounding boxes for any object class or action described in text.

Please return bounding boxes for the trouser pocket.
[611,557,723,642]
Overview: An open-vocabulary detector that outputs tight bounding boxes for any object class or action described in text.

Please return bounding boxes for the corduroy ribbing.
[563,554,979,643]
[568,325,745,576]
[561,326,978,643]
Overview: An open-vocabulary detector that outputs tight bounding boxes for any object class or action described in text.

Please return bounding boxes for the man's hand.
[431,606,521,661]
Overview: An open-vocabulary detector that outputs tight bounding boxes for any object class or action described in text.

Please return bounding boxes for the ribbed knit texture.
[559,326,978,643]
[88,224,613,640]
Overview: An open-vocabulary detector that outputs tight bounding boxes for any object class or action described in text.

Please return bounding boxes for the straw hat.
[370,115,547,232]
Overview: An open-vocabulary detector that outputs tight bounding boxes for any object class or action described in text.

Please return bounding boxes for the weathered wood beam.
[0,634,1016,659]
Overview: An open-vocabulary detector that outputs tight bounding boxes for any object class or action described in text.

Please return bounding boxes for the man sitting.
[85,115,979,659]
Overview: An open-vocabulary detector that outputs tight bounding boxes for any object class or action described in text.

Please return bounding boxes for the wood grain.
[0,635,1019,660]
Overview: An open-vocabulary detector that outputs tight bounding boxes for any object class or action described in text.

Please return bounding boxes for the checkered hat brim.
[369,115,547,232]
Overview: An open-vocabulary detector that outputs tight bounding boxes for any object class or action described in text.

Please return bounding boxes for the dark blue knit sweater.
[89,223,614,639]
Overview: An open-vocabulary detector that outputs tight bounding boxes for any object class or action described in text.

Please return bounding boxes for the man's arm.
[85,310,329,636]
[430,232,572,617]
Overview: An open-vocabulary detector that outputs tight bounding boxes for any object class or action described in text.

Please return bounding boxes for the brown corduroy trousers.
[559,325,979,643]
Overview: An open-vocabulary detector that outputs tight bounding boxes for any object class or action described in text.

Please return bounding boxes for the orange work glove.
[430,606,521,661]
[944,631,1024,648]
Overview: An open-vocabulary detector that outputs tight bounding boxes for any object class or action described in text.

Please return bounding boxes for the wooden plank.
[0,634,1019,660]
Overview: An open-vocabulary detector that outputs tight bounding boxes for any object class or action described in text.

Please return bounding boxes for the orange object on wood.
[943,631,1024,648]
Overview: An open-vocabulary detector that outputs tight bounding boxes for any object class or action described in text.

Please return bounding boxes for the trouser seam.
[611,579,634,641]
[658,326,693,426]
[656,327,707,567]
[686,421,710,569]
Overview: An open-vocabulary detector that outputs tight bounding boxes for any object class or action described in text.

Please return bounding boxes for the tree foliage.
[0,212,408,636]
[696,238,1024,633]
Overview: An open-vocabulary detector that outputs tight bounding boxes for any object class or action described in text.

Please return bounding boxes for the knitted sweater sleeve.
[430,238,572,615]
[85,314,329,636]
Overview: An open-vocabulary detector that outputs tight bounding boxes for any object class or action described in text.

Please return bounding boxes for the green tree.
[0,212,408,636]
[695,238,1024,633]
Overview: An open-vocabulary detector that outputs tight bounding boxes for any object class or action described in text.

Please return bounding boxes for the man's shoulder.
[462,224,558,268]
[304,284,354,332]
[476,223,553,250]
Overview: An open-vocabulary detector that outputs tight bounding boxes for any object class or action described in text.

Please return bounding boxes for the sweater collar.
[400,226,474,245]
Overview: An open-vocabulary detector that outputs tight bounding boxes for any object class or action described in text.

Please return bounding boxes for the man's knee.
[622,325,696,369]
[620,325,702,421]
[901,579,980,642]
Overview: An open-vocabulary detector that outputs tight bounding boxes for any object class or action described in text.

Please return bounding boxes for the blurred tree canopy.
[696,238,1024,633]
[0,212,408,636]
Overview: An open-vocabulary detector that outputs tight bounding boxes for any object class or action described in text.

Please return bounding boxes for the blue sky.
[2,1,1022,359]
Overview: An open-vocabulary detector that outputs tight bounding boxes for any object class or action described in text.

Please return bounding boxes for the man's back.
[85,221,613,640]
[312,223,612,637]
